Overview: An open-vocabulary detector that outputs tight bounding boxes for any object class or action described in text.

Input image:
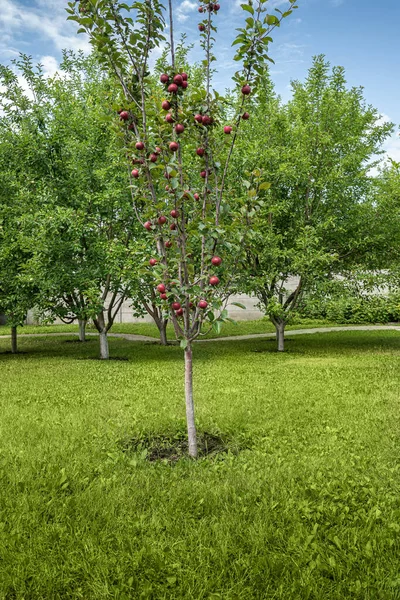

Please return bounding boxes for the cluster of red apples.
[154,255,222,315]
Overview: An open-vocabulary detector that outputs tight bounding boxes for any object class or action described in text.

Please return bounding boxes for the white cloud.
[176,0,197,23]
[0,0,91,61]
[40,55,59,78]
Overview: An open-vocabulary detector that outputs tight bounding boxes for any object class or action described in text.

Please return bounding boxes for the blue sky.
[0,0,399,160]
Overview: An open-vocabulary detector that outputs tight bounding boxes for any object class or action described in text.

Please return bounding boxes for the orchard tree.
[67,0,297,457]
[0,52,142,357]
[235,56,394,351]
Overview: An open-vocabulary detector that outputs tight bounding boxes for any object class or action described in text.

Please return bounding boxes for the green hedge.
[298,294,400,324]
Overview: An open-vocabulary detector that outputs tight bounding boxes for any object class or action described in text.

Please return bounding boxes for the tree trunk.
[11,326,17,354]
[275,321,286,352]
[95,312,110,360]
[184,345,198,458]
[159,319,168,346]
[78,319,87,342]
[99,330,109,360]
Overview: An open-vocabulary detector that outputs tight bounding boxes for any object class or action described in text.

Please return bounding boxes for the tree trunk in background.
[78,319,87,342]
[95,312,109,360]
[158,319,168,346]
[11,326,17,354]
[184,344,198,458]
[275,321,286,352]
[99,330,109,360]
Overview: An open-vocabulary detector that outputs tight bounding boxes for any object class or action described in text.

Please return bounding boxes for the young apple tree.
[68,0,296,457]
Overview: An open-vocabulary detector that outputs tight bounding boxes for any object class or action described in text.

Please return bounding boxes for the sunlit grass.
[0,331,399,598]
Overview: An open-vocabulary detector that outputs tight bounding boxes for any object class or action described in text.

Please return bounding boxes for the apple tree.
[67,0,297,456]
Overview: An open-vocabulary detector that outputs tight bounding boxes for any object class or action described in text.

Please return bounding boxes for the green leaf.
[232,302,246,310]
[241,4,254,15]
[180,339,188,350]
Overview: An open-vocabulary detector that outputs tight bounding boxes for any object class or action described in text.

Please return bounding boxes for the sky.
[0,0,399,161]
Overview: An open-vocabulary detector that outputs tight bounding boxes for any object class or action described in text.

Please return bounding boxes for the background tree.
[0,52,142,357]
[68,0,297,456]
[235,56,394,350]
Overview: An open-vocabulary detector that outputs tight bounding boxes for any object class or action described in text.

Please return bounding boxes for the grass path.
[0,324,399,345]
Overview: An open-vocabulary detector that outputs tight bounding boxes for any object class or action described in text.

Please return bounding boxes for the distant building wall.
[25,278,302,325]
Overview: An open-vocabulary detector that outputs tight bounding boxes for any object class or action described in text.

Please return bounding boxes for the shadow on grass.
[0,330,399,366]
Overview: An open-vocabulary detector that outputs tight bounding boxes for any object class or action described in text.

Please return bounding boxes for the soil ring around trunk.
[121,431,247,463]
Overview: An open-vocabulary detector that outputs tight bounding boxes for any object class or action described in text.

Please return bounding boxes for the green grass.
[0,317,378,341]
[1,331,400,598]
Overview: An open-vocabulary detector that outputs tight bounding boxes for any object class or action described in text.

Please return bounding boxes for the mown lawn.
[0,331,400,599]
[0,317,378,341]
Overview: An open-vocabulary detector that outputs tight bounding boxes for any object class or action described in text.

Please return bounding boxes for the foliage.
[233,56,394,347]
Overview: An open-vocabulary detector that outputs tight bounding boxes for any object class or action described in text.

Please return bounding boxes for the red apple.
[131,169,139,178]
[170,209,178,218]
[181,73,188,81]
[175,123,185,134]
[161,100,171,111]
[198,300,208,309]
[169,141,179,152]
[157,283,166,293]
[176,308,184,317]
[196,147,205,157]
[165,113,174,123]
[135,141,144,150]
[194,193,200,201]
[198,24,205,31]
[149,153,158,163]
[202,115,212,126]
[144,221,152,231]
[160,293,168,300]
[128,123,135,131]
[194,114,203,123]
[160,74,169,84]
[165,240,172,248]
[209,276,220,286]
[164,172,172,179]
[214,3,220,10]
[172,302,181,311]
[168,83,178,94]
[149,259,157,266]
[173,74,183,86]
[170,223,177,231]
[119,110,129,121]
[242,112,250,120]
[224,126,232,134]
[241,84,251,95]
[158,215,167,225]
[198,6,204,12]
[211,256,222,266]
[200,170,207,178]
[181,81,188,89]
[155,147,162,154]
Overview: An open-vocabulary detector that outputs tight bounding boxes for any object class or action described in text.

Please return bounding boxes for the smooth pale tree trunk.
[184,345,198,458]
[99,330,109,360]
[158,319,168,346]
[78,319,87,342]
[275,321,286,352]
[11,326,17,354]
[95,312,110,360]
